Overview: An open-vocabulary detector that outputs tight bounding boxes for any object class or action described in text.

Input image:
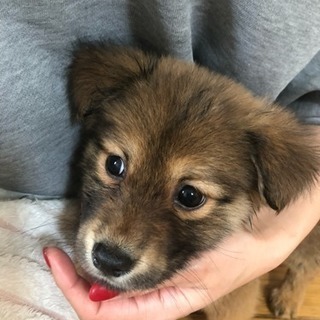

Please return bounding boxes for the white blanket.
[0,198,78,320]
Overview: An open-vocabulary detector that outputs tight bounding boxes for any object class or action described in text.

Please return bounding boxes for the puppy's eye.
[106,155,125,178]
[176,185,205,209]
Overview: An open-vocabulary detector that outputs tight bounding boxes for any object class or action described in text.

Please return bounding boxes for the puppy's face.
[70,45,318,292]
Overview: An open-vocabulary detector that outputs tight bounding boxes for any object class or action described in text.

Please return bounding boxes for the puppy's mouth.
[81,249,170,293]
[76,228,174,293]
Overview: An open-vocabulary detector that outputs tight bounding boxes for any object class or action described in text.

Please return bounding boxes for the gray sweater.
[1,0,320,196]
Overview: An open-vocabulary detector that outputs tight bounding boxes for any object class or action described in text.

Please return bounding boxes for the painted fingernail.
[89,283,119,301]
[42,247,51,268]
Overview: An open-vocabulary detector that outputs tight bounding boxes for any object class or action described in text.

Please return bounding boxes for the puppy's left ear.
[68,44,159,121]
[247,104,319,212]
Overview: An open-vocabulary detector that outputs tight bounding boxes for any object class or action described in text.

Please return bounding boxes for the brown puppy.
[69,44,320,319]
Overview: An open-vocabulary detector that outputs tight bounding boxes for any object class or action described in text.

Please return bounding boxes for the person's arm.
[44,128,320,320]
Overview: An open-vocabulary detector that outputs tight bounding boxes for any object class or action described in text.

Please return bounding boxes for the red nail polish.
[42,247,51,268]
[89,283,119,301]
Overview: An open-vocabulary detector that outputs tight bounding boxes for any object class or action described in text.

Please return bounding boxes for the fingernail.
[42,247,51,268]
[89,283,119,301]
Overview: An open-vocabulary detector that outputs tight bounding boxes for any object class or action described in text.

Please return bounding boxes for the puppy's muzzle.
[92,242,136,278]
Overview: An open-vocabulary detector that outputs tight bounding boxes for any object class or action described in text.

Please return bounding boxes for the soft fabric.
[0,198,78,320]
[1,0,320,197]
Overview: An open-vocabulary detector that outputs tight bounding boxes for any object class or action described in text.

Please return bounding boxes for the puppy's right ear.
[68,44,159,121]
[246,105,319,212]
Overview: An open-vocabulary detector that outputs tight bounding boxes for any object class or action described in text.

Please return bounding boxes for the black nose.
[92,242,135,277]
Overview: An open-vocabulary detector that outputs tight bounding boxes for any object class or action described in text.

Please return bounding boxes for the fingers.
[94,286,210,320]
[44,247,211,320]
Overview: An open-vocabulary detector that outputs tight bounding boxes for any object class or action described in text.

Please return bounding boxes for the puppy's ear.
[247,104,319,212]
[68,44,159,121]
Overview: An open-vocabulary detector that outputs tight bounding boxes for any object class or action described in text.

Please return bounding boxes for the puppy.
[69,44,320,319]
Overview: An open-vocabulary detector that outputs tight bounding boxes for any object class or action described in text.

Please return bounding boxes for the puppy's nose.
[92,242,135,277]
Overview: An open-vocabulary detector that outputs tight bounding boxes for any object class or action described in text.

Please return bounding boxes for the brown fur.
[268,225,320,319]
[69,44,320,319]
[186,280,261,320]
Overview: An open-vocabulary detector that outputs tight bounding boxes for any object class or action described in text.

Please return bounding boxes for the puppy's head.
[69,44,319,292]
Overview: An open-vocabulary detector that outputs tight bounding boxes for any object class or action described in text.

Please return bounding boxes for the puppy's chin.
[82,266,168,293]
